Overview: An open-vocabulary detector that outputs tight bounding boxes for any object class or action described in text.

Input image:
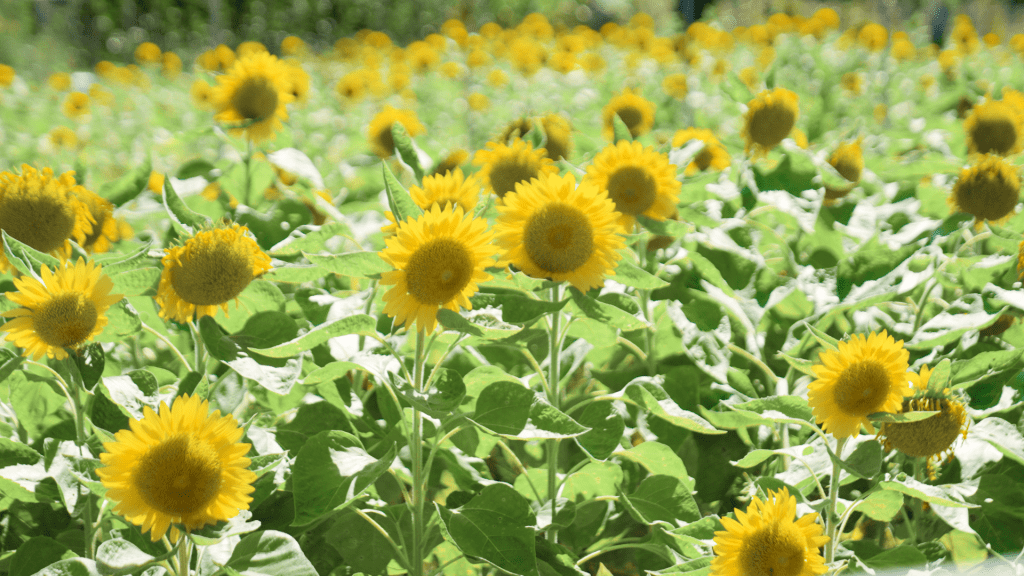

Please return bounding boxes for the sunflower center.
[606,166,657,216]
[616,106,643,136]
[694,146,714,171]
[881,398,967,458]
[833,360,892,416]
[83,210,109,248]
[748,104,796,149]
[170,239,255,306]
[739,522,807,576]
[31,292,99,348]
[405,237,475,305]
[230,76,278,121]
[132,434,223,517]
[0,189,77,254]
[970,116,1018,155]
[524,203,595,274]
[489,159,540,199]
[376,124,397,157]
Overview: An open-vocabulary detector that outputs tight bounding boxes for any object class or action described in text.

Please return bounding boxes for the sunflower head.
[671,128,731,175]
[49,126,79,150]
[743,88,800,156]
[75,187,133,254]
[601,88,656,141]
[711,487,830,576]
[824,139,864,201]
[807,330,912,439]
[499,117,535,145]
[857,22,888,51]
[367,105,426,158]
[409,168,480,212]
[431,149,470,176]
[540,114,573,161]
[662,73,689,100]
[948,154,1021,228]
[583,140,681,230]
[48,72,72,91]
[964,98,1024,156]
[980,313,1016,337]
[495,172,626,292]
[212,52,295,142]
[472,139,559,200]
[1,259,123,360]
[62,92,90,119]
[155,224,273,323]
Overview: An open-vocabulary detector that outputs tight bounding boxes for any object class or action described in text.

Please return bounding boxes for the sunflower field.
[3,4,1024,576]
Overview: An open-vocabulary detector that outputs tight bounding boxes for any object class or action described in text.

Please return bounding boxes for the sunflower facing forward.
[155,224,273,323]
[212,51,295,142]
[473,139,558,200]
[97,394,257,542]
[495,172,626,291]
[807,331,912,439]
[583,141,681,230]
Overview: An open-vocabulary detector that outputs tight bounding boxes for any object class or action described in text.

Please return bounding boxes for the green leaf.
[732,449,785,468]
[303,361,370,386]
[392,122,424,181]
[3,229,60,275]
[304,251,392,279]
[856,490,904,521]
[251,314,377,358]
[95,242,154,276]
[199,315,302,396]
[190,510,262,546]
[733,395,812,421]
[435,484,537,576]
[867,411,939,423]
[613,260,669,289]
[925,358,952,394]
[74,343,104,392]
[492,294,569,325]
[575,402,625,461]
[162,177,210,235]
[383,161,422,224]
[437,308,521,340]
[518,399,590,440]
[95,538,158,575]
[269,221,354,258]
[970,473,1024,553]
[23,558,102,576]
[98,156,151,206]
[803,322,840,351]
[844,440,882,479]
[108,268,160,297]
[622,475,700,523]
[292,431,396,525]
[215,279,287,334]
[777,352,818,377]
[9,537,75,576]
[223,531,318,576]
[615,442,693,487]
[176,158,216,179]
[879,478,978,508]
[567,288,647,332]
[394,367,466,419]
[562,461,623,501]
[470,381,534,436]
[861,545,928,570]
[612,112,632,142]
[622,379,722,434]
[951,347,1024,390]
[326,509,403,575]
[261,264,329,284]
[969,416,1024,466]
[247,158,277,203]
[95,299,141,342]
[99,373,161,420]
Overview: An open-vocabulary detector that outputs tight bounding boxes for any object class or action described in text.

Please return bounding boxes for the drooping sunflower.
[0,165,94,273]
[473,139,559,200]
[964,97,1024,156]
[212,51,295,142]
[742,88,800,156]
[807,330,912,439]
[74,188,134,254]
[541,114,573,161]
[1,259,123,360]
[824,139,864,202]
[601,88,656,140]
[948,154,1021,229]
[671,128,731,175]
[711,488,829,576]
[495,172,626,292]
[155,224,273,323]
[97,394,257,542]
[409,168,480,212]
[583,140,681,230]
[367,105,427,158]
[379,205,499,333]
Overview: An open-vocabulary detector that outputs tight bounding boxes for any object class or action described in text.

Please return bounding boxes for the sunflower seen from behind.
[742,87,799,157]
[97,394,257,542]
[155,223,272,323]
[473,139,558,201]
[583,140,681,230]
[379,205,499,333]
[212,51,295,142]
[495,172,625,292]
[1,259,123,360]
[367,105,427,158]
[601,87,655,140]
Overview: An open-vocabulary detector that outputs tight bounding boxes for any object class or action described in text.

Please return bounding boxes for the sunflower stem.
[140,321,193,372]
[177,535,192,576]
[410,329,427,576]
[825,436,848,565]
[546,285,563,543]
[61,356,96,560]
[189,322,207,377]
[636,235,656,377]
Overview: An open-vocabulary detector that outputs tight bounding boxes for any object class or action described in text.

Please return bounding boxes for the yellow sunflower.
[62,92,90,119]
[964,98,1024,156]
[0,165,94,273]
[97,394,256,542]
[367,105,426,158]
[742,88,800,156]
[824,139,864,202]
[74,188,134,254]
[431,149,470,176]
[212,52,295,142]
[410,168,480,211]
[48,72,72,91]
[379,205,499,333]
[671,128,731,175]
[1,259,123,360]
[583,140,681,230]
[541,114,573,161]
[662,73,689,100]
[601,88,656,140]
[495,172,626,291]
[807,330,912,439]
[711,488,829,576]
[948,154,1021,229]
[155,224,273,323]
[335,71,367,103]
[472,139,559,200]
[49,126,79,150]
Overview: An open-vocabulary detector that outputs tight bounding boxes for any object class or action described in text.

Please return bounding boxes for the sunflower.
[155,224,273,323]
[367,105,426,158]
[473,139,558,200]
[212,52,295,142]
[48,72,72,91]
[877,365,971,480]
[671,128,731,175]
[743,88,799,156]
[49,126,79,150]
[0,165,94,273]
[583,140,681,230]
[601,88,656,140]
[711,488,829,576]
[379,205,498,333]
[0,64,15,88]
[541,114,573,161]
[467,92,489,111]
[807,330,912,439]
[964,98,1024,156]
[134,42,162,65]
[336,72,367,103]
[97,394,256,542]
[74,188,133,254]
[432,149,469,176]
[824,139,864,202]
[62,92,90,119]
[1,259,123,360]
[495,172,625,291]
[283,63,310,103]
[662,73,689,100]
[281,35,305,56]
[162,52,183,80]
[857,22,888,51]
[499,117,535,144]
[948,154,1021,229]
[410,168,480,212]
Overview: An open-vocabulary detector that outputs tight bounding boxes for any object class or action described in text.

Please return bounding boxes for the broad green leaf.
[96,299,141,342]
[215,279,287,334]
[868,411,939,423]
[437,308,521,340]
[392,122,424,181]
[575,402,625,461]
[99,373,161,420]
[612,112,633,142]
[732,449,784,469]
[199,316,302,396]
[251,314,377,358]
[8,536,75,576]
[23,558,102,576]
[304,251,392,279]
[734,395,812,421]
[326,508,403,575]
[261,264,327,284]
[614,260,669,289]
[74,343,104,392]
[970,473,1024,553]
[615,442,693,488]
[969,416,1024,466]
[951,348,1024,389]
[394,367,466,419]
[879,478,978,508]
[622,475,700,523]
[622,380,722,434]
[435,484,537,576]
[2,229,60,274]
[562,461,623,501]
[512,399,589,440]
[223,531,318,576]
[470,381,534,436]
[269,221,354,257]
[190,510,262,546]
[844,440,882,479]
[95,538,160,575]
[92,242,153,276]
[492,294,569,325]
[860,545,928,570]
[568,288,647,331]
[925,358,952,394]
[247,158,277,202]
[176,158,216,179]
[383,161,422,223]
[303,361,369,386]
[778,352,817,377]
[98,156,152,206]
[109,267,160,297]
[856,490,904,521]
[162,177,210,235]
[803,322,840,351]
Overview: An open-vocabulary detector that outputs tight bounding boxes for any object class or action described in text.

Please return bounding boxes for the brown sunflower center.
[881,398,967,458]
[833,360,892,416]
[32,292,99,348]
[954,169,1020,221]
[132,434,223,517]
[489,159,539,199]
[230,76,279,121]
[694,146,714,171]
[170,238,255,306]
[606,166,657,216]
[970,116,1019,155]
[0,189,77,254]
[831,155,863,183]
[82,208,109,249]
[739,522,807,576]
[375,123,397,157]
[405,237,475,306]
[615,106,643,137]
[524,203,594,274]
[748,104,796,149]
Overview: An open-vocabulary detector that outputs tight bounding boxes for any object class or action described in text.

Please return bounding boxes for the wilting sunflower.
[495,172,625,291]
[1,259,123,360]
[601,88,656,140]
[74,188,133,253]
[0,165,94,274]
[541,114,573,161]
[379,205,499,333]
[155,224,273,323]
[964,98,1024,156]
[824,139,864,202]
[671,128,731,175]
[877,365,971,479]
[97,394,256,542]
[410,168,480,211]
[212,52,295,142]
[367,105,427,158]
[948,154,1021,229]
[742,88,800,156]
[807,330,912,439]
[473,139,559,200]
[711,488,829,576]
[583,140,681,230]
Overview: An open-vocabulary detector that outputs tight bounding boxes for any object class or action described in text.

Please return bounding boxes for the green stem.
[62,357,95,559]
[636,235,656,377]
[546,285,563,543]
[188,322,207,377]
[825,437,848,565]
[140,321,193,372]
[177,535,192,576]
[410,330,427,576]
